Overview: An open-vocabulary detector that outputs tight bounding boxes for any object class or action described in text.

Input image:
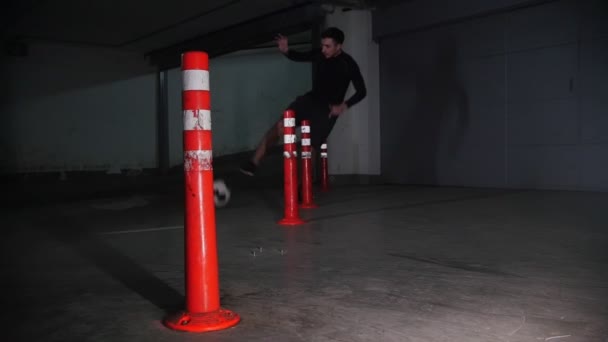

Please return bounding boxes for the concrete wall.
[1,43,311,174]
[167,47,312,167]
[0,43,156,173]
[375,0,608,191]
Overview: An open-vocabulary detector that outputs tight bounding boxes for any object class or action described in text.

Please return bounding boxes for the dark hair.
[321,27,345,44]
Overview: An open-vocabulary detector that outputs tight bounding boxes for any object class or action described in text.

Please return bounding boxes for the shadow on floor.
[36,208,185,314]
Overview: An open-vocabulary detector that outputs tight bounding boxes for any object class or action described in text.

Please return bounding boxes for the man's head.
[321,27,344,58]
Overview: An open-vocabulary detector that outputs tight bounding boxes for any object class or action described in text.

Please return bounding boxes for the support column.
[325,7,381,181]
[156,68,170,175]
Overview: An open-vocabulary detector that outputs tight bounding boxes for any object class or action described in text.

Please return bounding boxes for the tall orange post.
[300,120,318,208]
[163,51,240,332]
[320,142,330,192]
[278,110,305,225]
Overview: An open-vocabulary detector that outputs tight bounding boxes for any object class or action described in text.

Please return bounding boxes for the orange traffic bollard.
[163,51,240,333]
[278,110,305,226]
[299,120,318,209]
[320,142,330,192]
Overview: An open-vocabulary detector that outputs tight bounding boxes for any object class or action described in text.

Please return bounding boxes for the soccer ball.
[213,179,231,208]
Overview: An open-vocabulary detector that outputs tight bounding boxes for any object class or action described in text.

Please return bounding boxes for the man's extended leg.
[239,118,284,176]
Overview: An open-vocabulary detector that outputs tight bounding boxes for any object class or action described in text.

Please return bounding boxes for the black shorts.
[286,94,338,150]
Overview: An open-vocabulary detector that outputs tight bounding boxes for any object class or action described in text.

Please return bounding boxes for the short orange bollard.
[278,110,305,226]
[163,51,240,333]
[320,142,330,192]
[300,120,318,209]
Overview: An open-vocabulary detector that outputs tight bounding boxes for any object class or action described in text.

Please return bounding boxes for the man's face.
[321,38,341,58]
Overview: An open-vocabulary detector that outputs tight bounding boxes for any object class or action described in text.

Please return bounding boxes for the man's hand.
[329,103,348,117]
[275,34,288,54]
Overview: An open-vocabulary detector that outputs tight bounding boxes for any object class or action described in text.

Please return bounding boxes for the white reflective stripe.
[184,150,213,171]
[293,151,298,157]
[283,151,291,158]
[284,117,296,127]
[301,126,310,133]
[302,151,312,159]
[183,109,211,130]
[301,138,311,146]
[321,152,328,158]
[183,70,210,91]
[284,134,296,144]
[321,144,327,149]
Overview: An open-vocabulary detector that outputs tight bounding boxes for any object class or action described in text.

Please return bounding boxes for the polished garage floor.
[2,160,607,342]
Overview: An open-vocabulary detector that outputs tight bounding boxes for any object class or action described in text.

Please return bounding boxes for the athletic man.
[239,26,367,176]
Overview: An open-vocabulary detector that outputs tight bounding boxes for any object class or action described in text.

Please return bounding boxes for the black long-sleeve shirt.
[284,48,367,108]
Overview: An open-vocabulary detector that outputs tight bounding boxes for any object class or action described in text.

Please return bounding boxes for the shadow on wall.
[0,42,157,175]
[403,36,470,185]
[3,42,156,101]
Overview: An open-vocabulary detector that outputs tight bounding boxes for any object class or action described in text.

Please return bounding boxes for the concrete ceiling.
[3,1,314,50]
[2,0,400,67]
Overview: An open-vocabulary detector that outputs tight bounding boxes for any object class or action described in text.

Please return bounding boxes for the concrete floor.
[2,161,608,341]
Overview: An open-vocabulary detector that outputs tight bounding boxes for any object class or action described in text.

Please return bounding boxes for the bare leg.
[252,119,284,165]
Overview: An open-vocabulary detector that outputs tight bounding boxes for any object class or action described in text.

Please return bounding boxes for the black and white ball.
[213,179,231,207]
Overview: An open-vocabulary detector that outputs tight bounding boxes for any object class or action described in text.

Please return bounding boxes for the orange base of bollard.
[300,202,318,209]
[278,217,305,226]
[163,309,240,333]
